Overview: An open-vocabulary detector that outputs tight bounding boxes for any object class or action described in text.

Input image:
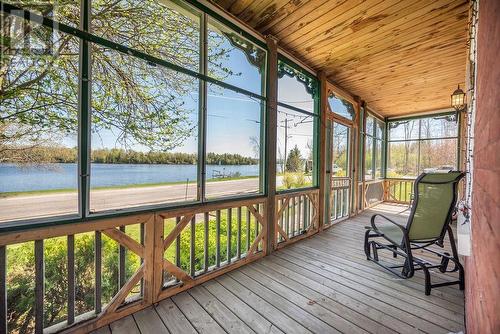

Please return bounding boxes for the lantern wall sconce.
[451,85,466,111]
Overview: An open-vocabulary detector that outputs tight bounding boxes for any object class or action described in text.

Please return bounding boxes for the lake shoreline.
[0,174,260,198]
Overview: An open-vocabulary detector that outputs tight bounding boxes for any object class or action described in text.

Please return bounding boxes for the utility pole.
[284,118,288,173]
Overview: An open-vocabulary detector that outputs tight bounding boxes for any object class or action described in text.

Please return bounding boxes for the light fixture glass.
[451,85,466,111]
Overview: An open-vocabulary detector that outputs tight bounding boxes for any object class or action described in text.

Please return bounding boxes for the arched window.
[328,92,355,121]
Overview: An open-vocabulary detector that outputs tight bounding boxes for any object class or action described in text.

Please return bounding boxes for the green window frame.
[0,0,268,229]
[276,56,320,192]
[362,112,385,181]
[386,112,460,179]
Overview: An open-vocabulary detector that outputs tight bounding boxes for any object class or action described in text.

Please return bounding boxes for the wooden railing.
[384,178,415,204]
[0,197,266,334]
[363,179,385,208]
[330,177,350,222]
[274,189,319,249]
[155,198,267,301]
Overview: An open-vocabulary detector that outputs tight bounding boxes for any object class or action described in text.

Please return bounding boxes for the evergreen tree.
[286,145,303,172]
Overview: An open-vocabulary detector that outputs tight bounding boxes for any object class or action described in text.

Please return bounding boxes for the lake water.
[0,163,260,192]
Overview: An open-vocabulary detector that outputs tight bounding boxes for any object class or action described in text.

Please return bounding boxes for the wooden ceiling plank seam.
[347,75,467,91]
[261,0,345,35]
[272,0,369,41]
[257,0,318,33]
[299,0,465,55]
[361,84,467,100]
[319,23,468,73]
[213,0,469,116]
[300,0,465,59]
[331,43,469,80]
[284,0,418,52]
[315,10,468,68]
[238,0,276,23]
[203,0,267,43]
[213,0,237,9]
[246,0,290,27]
[340,65,468,87]
[346,74,466,92]
[228,0,258,16]
[308,0,464,63]
[327,39,468,80]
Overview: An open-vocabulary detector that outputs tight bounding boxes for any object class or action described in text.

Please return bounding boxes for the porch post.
[352,96,362,216]
[360,101,367,210]
[318,71,328,230]
[265,35,278,254]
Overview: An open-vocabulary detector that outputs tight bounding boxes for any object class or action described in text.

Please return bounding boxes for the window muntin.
[328,93,354,121]
[363,115,385,181]
[0,15,79,223]
[418,139,458,173]
[388,119,419,141]
[278,73,315,114]
[205,84,262,198]
[91,0,201,72]
[4,0,80,26]
[364,136,374,180]
[387,113,459,178]
[277,61,316,114]
[208,18,266,95]
[90,44,200,212]
[375,140,383,179]
[387,141,418,178]
[0,0,267,223]
[276,59,319,191]
[277,106,315,190]
[332,122,349,177]
[419,114,458,139]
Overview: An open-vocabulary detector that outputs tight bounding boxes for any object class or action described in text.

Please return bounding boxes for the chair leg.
[401,255,415,278]
[447,225,461,265]
[421,264,432,295]
[364,229,371,260]
[439,252,450,273]
[371,242,379,261]
[391,245,398,258]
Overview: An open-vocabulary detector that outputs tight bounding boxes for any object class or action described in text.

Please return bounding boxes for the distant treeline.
[2,147,258,165]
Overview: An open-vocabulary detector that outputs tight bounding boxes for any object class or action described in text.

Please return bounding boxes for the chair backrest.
[406,171,465,242]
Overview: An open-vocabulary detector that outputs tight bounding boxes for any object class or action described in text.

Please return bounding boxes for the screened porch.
[96,204,465,334]
[0,0,496,333]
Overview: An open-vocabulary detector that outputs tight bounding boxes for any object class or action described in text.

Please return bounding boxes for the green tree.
[285,145,303,172]
[0,0,256,159]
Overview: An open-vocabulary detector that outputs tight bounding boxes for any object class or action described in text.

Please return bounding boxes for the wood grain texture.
[466,0,500,332]
[105,203,465,334]
[213,0,469,116]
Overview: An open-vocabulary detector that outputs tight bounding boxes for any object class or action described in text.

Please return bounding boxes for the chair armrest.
[370,214,407,234]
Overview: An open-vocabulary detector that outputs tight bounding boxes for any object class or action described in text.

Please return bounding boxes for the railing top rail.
[275,188,319,199]
[0,213,153,247]
[364,179,384,185]
[158,196,267,219]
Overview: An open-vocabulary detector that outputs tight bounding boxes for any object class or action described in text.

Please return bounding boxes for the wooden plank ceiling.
[214,0,470,117]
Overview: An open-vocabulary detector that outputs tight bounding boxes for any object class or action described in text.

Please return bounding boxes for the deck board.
[188,285,254,334]
[104,204,464,334]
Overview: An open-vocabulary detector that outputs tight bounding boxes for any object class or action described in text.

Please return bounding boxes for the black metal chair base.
[364,229,464,296]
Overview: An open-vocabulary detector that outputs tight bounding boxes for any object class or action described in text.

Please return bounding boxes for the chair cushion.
[377,224,404,245]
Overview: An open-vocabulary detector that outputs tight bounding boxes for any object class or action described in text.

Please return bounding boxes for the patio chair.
[364,172,465,295]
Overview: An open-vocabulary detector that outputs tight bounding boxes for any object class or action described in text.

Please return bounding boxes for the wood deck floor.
[94,204,465,334]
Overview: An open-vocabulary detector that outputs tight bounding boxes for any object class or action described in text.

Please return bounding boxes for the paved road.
[0,178,265,223]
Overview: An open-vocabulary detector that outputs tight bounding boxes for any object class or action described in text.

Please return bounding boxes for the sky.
[89,44,316,159]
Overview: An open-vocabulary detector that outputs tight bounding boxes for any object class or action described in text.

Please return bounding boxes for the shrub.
[6,212,259,331]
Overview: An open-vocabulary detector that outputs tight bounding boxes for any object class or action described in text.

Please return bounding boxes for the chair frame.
[364,172,465,295]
